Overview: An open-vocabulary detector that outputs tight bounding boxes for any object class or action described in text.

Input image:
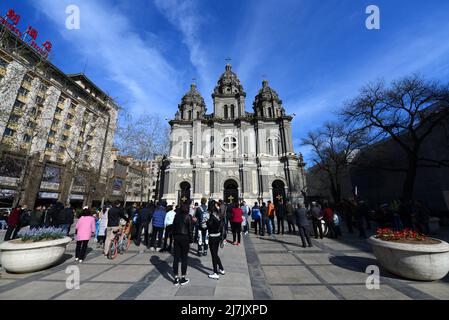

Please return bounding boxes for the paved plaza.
[1,227,449,300]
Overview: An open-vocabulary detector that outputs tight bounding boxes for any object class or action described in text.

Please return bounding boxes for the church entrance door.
[223,180,239,205]
[179,181,191,204]
[272,180,286,206]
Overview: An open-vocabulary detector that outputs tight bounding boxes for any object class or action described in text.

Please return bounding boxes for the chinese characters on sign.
[0,9,53,59]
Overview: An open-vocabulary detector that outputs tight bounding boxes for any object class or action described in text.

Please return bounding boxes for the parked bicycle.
[107,220,133,259]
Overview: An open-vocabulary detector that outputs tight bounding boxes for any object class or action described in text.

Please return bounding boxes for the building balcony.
[44,150,54,157]
[53,113,63,121]
[47,136,55,143]
[22,82,32,90]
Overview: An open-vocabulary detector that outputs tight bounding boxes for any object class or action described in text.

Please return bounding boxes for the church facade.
[161,64,306,206]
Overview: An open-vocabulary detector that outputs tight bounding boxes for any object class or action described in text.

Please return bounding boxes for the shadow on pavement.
[329,255,408,281]
[257,236,302,247]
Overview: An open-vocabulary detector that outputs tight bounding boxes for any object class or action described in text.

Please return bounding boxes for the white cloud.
[31,0,181,117]
[154,0,213,93]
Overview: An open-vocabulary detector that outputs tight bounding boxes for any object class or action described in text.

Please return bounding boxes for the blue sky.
[2,0,449,165]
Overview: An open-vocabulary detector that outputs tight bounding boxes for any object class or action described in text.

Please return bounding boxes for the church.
[161,64,306,206]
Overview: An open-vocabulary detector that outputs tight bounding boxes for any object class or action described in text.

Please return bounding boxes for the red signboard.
[1,8,52,59]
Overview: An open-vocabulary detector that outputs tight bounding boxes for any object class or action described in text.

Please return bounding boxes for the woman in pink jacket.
[230,203,244,245]
[75,207,96,263]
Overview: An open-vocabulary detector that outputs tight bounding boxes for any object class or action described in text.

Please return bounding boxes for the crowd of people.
[1,195,435,285]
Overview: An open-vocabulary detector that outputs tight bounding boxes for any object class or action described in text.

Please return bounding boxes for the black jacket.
[261,206,269,219]
[207,212,223,237]
[108,206,126,227]
[275,204,286,218]
[173,212,193,243]
[140,206,154,223]
[57,207,74,225]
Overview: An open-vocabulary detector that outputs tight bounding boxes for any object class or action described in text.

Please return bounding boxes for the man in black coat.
[295,203,312,248]
[58,204,74,236]
[135,203,154,247]
[275,200,286,235]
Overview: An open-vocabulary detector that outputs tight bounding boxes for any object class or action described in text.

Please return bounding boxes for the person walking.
[251,202,262,235]
[29,205,44,230]
[323,203,336,238]
[310,202,324,239]
[295,203,312,248]
[135,203,154,247]
[4,206,21,241]
[75,207,96,263]
[275,200,286,235]
[58,204,74,236]
[218,200,227,241]
[285,200,296,234]
[356,200,369,239]
[150,200,167,252]
[195,198,209,256]
[104,201,127,258]
[241,201,250,235]
[172,204,193,286]
[162,205,176,253]
[97,206,109,248]
[230,202,243,245]
[267,201,276,234]
[261,202,272,236]
[207,200,226,280]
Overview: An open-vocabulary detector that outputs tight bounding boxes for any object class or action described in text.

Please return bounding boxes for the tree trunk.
[13,153,31,207]
[402,155,418,201]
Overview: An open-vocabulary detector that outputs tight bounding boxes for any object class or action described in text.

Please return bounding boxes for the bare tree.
[116,113,169,203]
[302,122,365,203]
[341,75,449,201]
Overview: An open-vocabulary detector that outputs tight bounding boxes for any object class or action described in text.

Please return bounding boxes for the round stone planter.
[0,237,72,273]
[368,236,449,281]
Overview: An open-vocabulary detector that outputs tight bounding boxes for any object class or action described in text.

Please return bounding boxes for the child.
[75,207,96,263]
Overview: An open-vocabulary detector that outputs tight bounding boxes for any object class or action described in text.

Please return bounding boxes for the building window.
[67,113,74,120]
[3,128,15,137]
[224,105,228,119]
[0,58,8,68]
[23,74,32,84]
[64,124,71,130]
[49,129,56,137]
[230,105,235,119]
[14,100,25,109]
[30,107,37,115]
[70,103,77,109]
[58,96,65,103]
[36,96,45,105]
[23,134,31,142]
[39,83,48,93]
[268,108,273,118]
[52,119,60,126]
[62,135,69,141]
[18,87,29,96]
[58,146,66,153]
[221,136,238,152]
[27,121,36,129]
[55,107,63,114]
[46,142,54,149]
[8,114,20,123]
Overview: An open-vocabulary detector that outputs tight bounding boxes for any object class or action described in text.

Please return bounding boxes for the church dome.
[176,83,206,121]
[213,64,246,97]
[253,80,285,118]
[181,83,206,108]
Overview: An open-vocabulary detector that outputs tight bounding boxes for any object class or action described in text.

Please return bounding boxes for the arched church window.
[188,110,192,120]
[181,110,184,120]
[267,139,273,155]
[268,108,273,118]
[197,111,200,119]
[224,105,228,119]
[230,105,235,119]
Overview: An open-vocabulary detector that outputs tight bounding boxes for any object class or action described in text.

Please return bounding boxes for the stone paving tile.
[262,266,321,285]
[296,253,335,265]
[310,265,367,284]
[91,264,154,282]
[406,282,449,300]
[333,284,411,300]
[270,286,294,299]
[258,253,303,265]
[175,285,215,297]
[289,285,339,300]
[135,276,180,300]
[214,286,253,299]
[0,280,67,300]
[55,282,133,300]
[42,263,111,281]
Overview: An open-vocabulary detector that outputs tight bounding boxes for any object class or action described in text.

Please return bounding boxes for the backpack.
[198,206,209,229]
[251,208,261,220]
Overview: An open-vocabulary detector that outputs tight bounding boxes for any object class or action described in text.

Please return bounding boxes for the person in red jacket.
[4,207,21,241]
[230,203,243,245]
[322,203,336,238]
